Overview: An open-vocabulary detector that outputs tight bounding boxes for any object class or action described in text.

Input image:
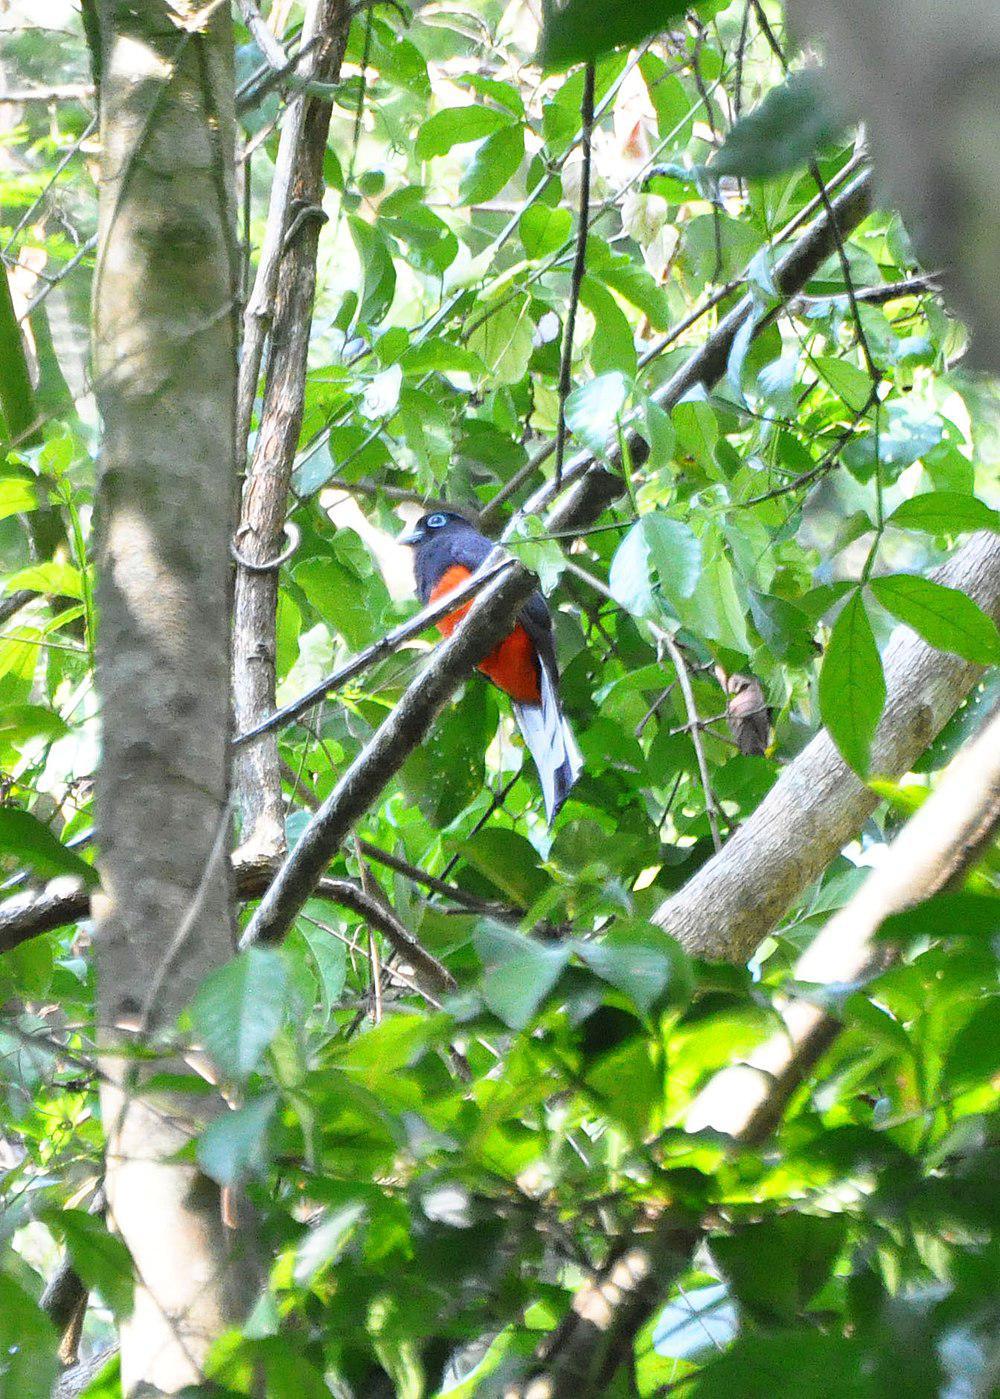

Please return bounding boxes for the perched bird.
[715,666,771,756]
[400,510,583,822]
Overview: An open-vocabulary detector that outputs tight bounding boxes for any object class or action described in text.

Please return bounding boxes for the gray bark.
[654,530,1000,960]
[232,0,350,860]
[92,1,258,1390]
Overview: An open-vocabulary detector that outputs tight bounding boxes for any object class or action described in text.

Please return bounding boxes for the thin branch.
[232,557,516,746]
[565,561,723,852]
[554,63,595,487]
[518,703,1000,1398]
[0,858,454,996]
[239,556,538,949]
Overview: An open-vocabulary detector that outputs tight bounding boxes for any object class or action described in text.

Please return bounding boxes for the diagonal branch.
[239,556,539,949]
[516,701,1000,1398]
[653,529,1000,961]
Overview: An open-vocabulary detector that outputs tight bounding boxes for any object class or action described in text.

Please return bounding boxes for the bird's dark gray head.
[398,510,471,546]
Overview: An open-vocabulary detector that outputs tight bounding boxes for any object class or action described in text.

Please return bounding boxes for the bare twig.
[232,557,516,746]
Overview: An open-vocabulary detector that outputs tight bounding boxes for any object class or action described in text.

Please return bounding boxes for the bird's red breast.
[429,564,542,704]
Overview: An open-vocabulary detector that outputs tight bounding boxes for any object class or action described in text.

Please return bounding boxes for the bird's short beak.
[398,526,422,546]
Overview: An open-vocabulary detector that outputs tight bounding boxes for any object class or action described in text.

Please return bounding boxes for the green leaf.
[0,1275,59,1399]
[519,203,572,258]
[4,561,83,598]
[714,69,846,179]
[415,105,511,160]
[42,1208,134,1317]
[458,124,524,205]
[467,294,534,385]
[473,920,569,1029]
[579,277,636,377]
[870,574,1000,665]
[819,590,886,776]
[190,948,288,1083]
[713,1213,848,1325]
[609,514,701,620]
[942,1000,1000,1092]
[888,491,1000,535]
[463,829,548,908]
[575,920,691,1016]
[0,807,98,887]
[813,355,874,412]
[538,0,703,72]
[0,475,38,520]
[297,913,348,1018]
[564,371,629,456]
[878,892,1000,943]
[197,1093,278,1187]
[347,216,396,326]
[0,703,70,745]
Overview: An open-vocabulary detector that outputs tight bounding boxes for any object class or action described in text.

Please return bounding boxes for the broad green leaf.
[42,1208,134,1317]
[458,124,524,205]
[4,561,83,598]
[0,1275,58,1399]
[197,1093,278,1187]
[870,574,1000,664]
[467,294,534,385]
[0,475,37,519]
[519,202,572,258]
[714,1213,848,1325]
[538,0,713,71]
[610,514,702,621]
[942,1001,1000,1092]
[878,893,1000,943]
[463,829,548,907]
[564,371,629,456]
[819,590,885,775]
[888,491,1000,535]
[579,277,636,377]
[0,703,70,745]
[473,920,569,1029]
[415,105,511,160]
[0,807,98,887]
[813,355,874,412]
[347,216,396,326]
[714,69,846,179]
[575,920,692,1016]
[190,948,289,1082]
[297,913,348,1018]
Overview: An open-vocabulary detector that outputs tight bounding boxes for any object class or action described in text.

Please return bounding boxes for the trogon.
[400,510,583,823]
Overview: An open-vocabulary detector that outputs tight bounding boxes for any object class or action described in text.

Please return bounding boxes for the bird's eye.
[426,513,448,528]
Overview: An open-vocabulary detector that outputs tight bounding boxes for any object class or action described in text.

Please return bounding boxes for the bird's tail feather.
[512,665,583,824]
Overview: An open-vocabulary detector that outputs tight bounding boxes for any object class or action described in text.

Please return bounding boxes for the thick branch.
[522,701,1000,1399]
[1,860,453,995]
[654,529,1000,960]
[240,558,538,949]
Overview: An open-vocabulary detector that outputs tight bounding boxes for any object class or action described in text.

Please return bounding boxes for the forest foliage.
[0,0,998,1394]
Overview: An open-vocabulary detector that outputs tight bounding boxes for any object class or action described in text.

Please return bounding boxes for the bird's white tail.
[512,664,583,824]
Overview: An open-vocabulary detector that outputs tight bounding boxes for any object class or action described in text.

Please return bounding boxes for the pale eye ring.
[426,513,448,528]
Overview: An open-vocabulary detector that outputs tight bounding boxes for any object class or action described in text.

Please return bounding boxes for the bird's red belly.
[429,565,541,704]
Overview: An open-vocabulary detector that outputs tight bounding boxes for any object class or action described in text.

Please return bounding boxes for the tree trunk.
[654,530,1000,961]
[92,1,258,1390]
